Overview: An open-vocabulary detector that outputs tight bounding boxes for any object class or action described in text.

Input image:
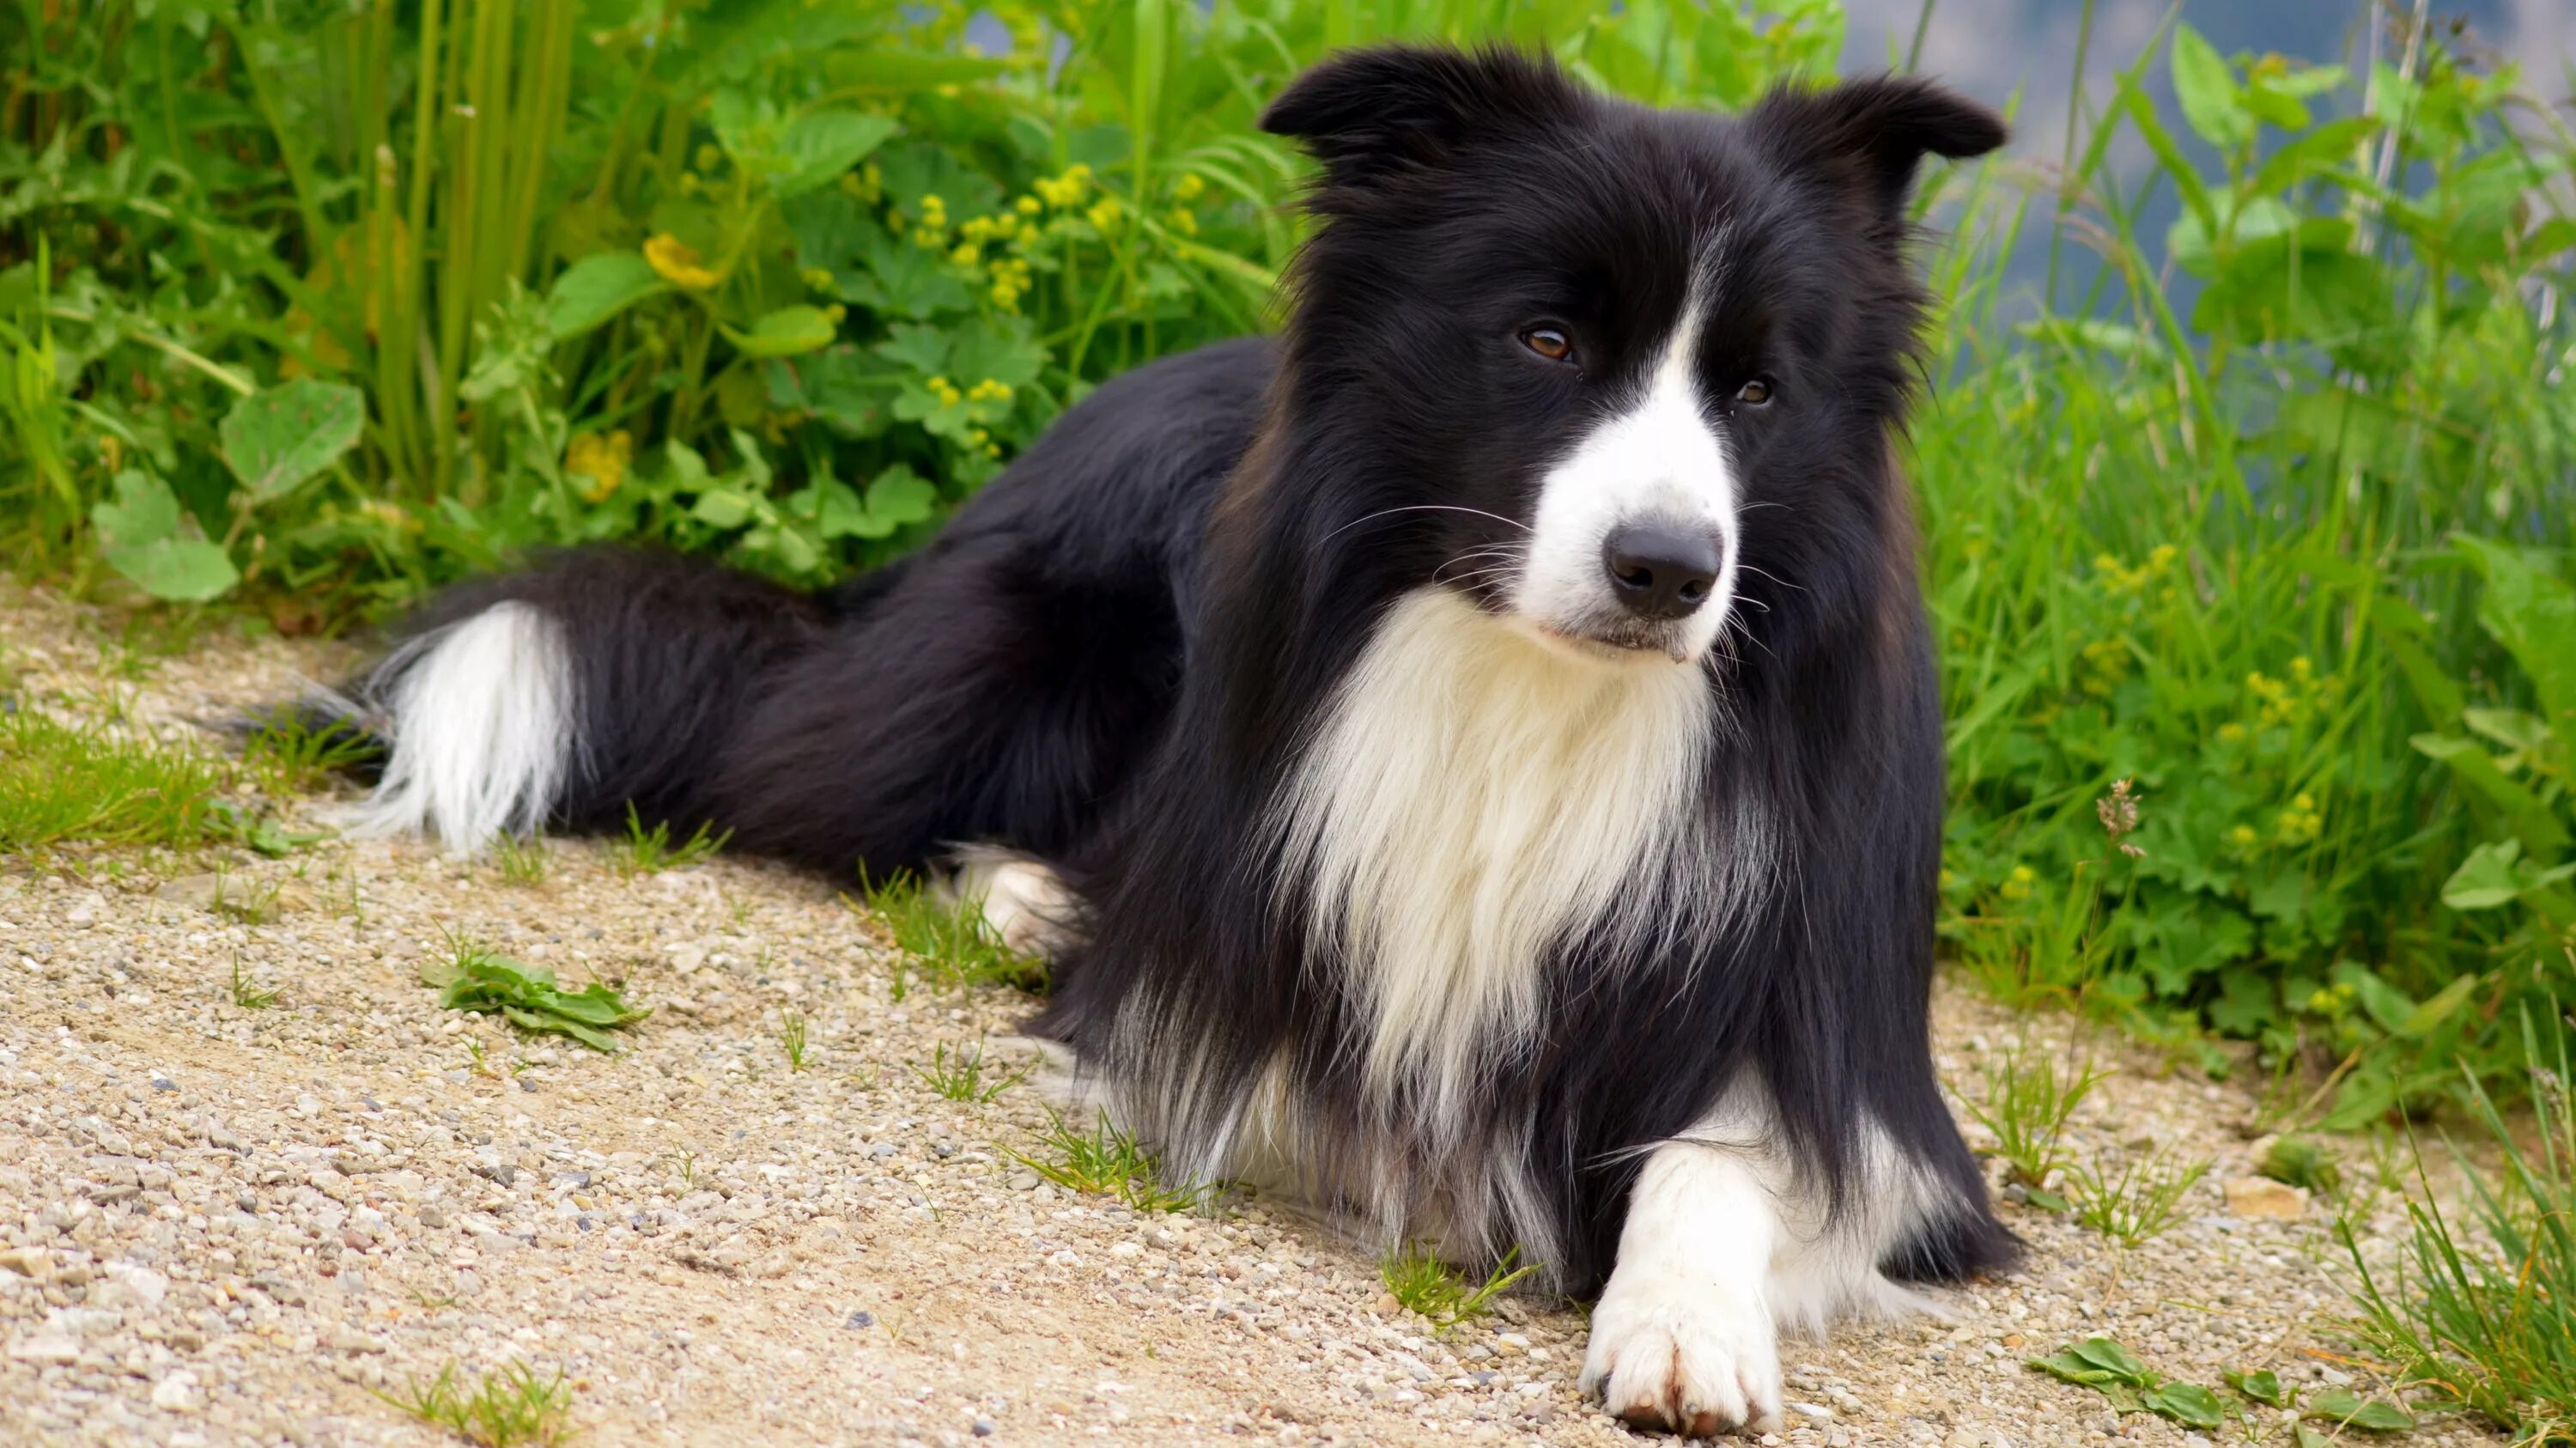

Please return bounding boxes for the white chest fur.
[1274,587,1726,1135]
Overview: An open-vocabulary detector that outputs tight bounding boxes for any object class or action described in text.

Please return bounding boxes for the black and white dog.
[327,46,2014,1436]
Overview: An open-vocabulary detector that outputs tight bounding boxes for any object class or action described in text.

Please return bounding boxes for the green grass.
[2065,1148,2213,1249]
[492,832,550,885]
[374,1360,578,1448]
[1957,1040,2105,1206]
[609,803,728,876]
[778,1010,811,1074]
[914,1040,1028,1104]
[1011,1110,1215,1214]
[2343,1015,2576,1445]
[420,929,650,1053]
[1379,1244,1540,1334]
[227,953,278,1009]
[0,707,226,854]
[852,870,1049,995]
[240,712,379,794]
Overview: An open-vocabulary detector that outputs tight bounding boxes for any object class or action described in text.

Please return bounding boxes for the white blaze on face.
[1510,281,1740,662]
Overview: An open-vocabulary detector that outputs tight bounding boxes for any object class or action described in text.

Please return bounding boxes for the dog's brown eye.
[1737,378,1774,405]
[1521,327,1574,363]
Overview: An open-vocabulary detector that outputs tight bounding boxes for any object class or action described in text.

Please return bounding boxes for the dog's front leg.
[1579,1134,1787,1437]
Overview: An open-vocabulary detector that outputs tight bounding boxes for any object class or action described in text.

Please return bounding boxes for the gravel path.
[0,590,2507,1448]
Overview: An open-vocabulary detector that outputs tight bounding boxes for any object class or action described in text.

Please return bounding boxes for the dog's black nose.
[1601,526,1721,619]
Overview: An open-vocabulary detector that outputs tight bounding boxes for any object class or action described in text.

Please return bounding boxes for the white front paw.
[1580,1269,1783,1438]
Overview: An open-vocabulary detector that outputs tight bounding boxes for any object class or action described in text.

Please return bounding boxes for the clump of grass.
[0,707,226,853]
[421,930,649,1052]
[1380,1244,1540,1334]
[610,802,728,875]
[206,865,284,925]
[1012,1110,1215,1214]
[914,1041,1028,1104]
[374,1359,577,1447]
[1957,1039,2105,1208]
[778,1010,811,1074]
[2260,1135,2342,1196]
[492,832,550,885]
[851,870,1048,994]
[240,711,379,794]
[2065,1148,2212,1248]
[2343,1013,2576,1444]
[227,953,277,1009]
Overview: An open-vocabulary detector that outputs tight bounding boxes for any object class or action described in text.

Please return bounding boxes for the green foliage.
[914,1040,1029,1104]
[1378,1244,1540,1334]
[1956,1040,2103,1203]
[421,933,649,1052]
[2026,1336,2230,1429]
[241,713,380,795]
[853,870,1048,994]
[2064,1148,2212,1248]
[228,954,279,1011]
[374,1360,579,1448]
[491,833,551,886]
[610,803,729,875]
[1012,1109,1215,1214]
[2342,1015,2576,1445]
[778,1009,811,1074]
[0,707,227,853]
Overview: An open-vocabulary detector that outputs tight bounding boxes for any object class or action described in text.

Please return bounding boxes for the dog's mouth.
[1528,616,1700,665]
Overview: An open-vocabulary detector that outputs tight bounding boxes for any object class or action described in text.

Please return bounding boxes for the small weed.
[492,833,550,885]
[374,1359,577,1447]
[0,707,227,853]
[1012,1110,1216,1214]
[2258,1135,2342,1196]
[611,803,728,875]
[208,800,332,858]
[208,866,283,925]
[1957,1040,2104,1208]
[914,1041,1028,1104]
[422,930,649,1052]
[850,870,1048,994]
[227,953,278,1009]
[2065,1148,2212,1247]
[2026,1337,2227,1430]
[459,1037,501,1080]
[779,1010,811,1074]
[241,712,379,794]
[1379,1244,1540,1333]
[671,1150,696,1190]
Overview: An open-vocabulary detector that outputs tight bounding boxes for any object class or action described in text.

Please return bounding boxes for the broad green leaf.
[2223,1368,2292,1408]
[547,252,671,338]
[2170,27,2253,151]
[874,321,951,376]
[2142,1381,2226,1429]
[2304,1388,2414,1432]
[2397,971,2482,1035]
[2413,733,2569,857]
[2068,1338,2152,1384]
[2463,708,2553,759]
[774,111,899,198]
[690,490,758,529]
[90,469,180,551]
[106,538,240,603]
[2369,594,2465,724]
[220,380,363,501]
[866,464,937,526]
[2457,536,2576,734]
[2029,1352,2124,1387]
[722,305,838,359]
[946,316,1047,390]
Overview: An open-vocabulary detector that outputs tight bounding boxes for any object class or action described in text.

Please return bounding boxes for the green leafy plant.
[228,954,278,1010]
[421,933,649,1052]
[373,1359,578,1448]
[611,803,729,875]
[913,1040,1028,1104]
[2064,1149,2212,1248]
[1011,1110,1214,1214]
[1957,1041,2104,1208]
[1378,1244,1540,1334]
[852,870,1048,993]
[2027,1337,2227,1430]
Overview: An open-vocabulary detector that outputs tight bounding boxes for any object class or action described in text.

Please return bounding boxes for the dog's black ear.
[1259,45,1580,186]
[1750,75,2006,222]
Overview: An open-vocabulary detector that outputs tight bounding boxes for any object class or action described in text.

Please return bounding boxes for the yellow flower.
[920,194,949,228]
[1016,195,1042,216]
[967,378,1014,403]
[1172,172,1205,201]
[564,429,633,503]
[2229,824,2259,848]
[644,234,720,290]
[2216,722,2247,744]
[801,267,835,290]
[695,143,721,173]
[1168,205,1199,237]
[1086,197,1121,232]
[951,242,982,266]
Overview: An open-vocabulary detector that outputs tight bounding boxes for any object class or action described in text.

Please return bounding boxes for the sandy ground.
[0,589,2508,1448]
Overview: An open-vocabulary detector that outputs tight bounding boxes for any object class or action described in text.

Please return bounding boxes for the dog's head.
[1261,46,2003,666]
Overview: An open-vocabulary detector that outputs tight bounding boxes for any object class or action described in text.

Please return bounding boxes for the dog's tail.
[306,546,833,856]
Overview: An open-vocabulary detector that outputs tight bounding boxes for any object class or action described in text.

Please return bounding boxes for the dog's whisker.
[1323,505,1534,545]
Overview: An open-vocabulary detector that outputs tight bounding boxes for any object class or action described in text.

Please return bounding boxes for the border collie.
[320,46,2014,1435]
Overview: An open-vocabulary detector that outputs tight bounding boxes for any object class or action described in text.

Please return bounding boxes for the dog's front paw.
[1580,1271,1783,1438]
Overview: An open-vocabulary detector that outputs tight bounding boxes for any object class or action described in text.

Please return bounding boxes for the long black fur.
[345,46,2014,1297]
